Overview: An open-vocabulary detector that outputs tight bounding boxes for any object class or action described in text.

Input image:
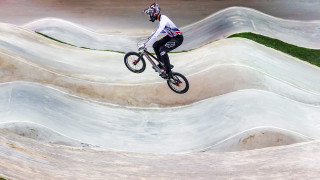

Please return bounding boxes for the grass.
[0,177,7,180]
[36,31,193,54]
[36,32,126,54]
[228,32,320,67]
[36,31,320,67]
[36,32,77,47]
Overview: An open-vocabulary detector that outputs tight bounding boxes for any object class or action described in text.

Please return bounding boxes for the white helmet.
[143,3,161,22]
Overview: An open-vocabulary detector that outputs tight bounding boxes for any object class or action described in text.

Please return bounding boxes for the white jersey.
[144,15,182,46]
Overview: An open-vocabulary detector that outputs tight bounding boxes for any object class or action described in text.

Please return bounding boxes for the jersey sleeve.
[144,18,166,46]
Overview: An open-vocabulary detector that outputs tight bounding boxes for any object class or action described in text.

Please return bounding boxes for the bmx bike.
[124,46,189,94]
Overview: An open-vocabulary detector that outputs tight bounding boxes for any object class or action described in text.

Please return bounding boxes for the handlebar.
[138,46,147,51]
[137,39,148,51]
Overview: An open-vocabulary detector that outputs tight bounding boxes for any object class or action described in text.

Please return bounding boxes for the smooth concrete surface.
[23,7,320,52]
[0,82,318,153]
[0,1,320,179]
[1,23,320,107]
[0,130,320,179]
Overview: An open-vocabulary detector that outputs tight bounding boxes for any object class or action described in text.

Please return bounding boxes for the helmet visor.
[143,7,152,15]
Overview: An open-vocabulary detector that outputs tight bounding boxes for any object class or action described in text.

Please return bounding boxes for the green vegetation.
[36,31,192,54]
[169,50,194,54]
[0,177,7,180]
[228,32,320,67]
[36,32,77,47]
[36,32,125,54]
[37,31,320,67]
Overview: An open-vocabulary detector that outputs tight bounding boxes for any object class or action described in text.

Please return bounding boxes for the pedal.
[159,72,168,79]
[153,64,173,71]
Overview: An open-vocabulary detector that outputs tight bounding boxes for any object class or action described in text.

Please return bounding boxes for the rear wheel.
[124,52,146,73]
[167,72,189,94]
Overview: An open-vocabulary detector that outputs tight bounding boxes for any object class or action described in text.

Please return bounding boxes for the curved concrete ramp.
[0,82,319,153]
[1,5,320,178]
[180,7,320,50]
[23,7,320,52]
[0,122,93,148]
[0,130,319,179]
[23,18,141,52]
[205,127,313,152]
[1,23,320,107]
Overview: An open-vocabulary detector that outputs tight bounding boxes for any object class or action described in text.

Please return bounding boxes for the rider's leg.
[159,35,184,74]
[159,49,170,72]
[153,36,170,63]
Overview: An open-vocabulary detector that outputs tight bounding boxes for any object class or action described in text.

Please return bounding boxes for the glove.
[138,44,145,51]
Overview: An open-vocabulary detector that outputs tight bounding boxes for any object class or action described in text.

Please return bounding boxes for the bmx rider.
[140,3,184,78]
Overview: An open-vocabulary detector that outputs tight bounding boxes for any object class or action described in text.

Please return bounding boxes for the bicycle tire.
[124,52,146,73]
[167,72,189,94]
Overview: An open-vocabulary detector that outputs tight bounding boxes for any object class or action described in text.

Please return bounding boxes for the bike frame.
[138,49,164,74]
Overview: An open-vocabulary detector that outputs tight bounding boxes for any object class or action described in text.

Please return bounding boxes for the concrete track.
[0,130,319,179]
[0,5,320,179]
[0,82,318,153]
[23,7,320,52]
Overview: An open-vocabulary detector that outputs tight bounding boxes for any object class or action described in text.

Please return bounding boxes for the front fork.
[133,53,144,65]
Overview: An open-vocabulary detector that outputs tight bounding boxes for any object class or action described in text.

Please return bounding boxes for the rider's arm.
[144,18,166,46]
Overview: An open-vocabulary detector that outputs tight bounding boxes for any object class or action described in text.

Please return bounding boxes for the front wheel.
[124,52,146,73]
[167,72,189,94]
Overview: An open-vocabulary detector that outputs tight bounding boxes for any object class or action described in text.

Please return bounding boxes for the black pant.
[153,35,184,73]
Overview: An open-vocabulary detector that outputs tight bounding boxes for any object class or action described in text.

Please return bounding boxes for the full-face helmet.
[143,3,161,22]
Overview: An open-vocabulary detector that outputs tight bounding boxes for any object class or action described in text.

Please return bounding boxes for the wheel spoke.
[127,55,143,71]
[124,52,146,73]
[166,72,189,94]
[169,75,186,91]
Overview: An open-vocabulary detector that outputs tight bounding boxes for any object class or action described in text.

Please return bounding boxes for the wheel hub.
[133,60,138,65]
